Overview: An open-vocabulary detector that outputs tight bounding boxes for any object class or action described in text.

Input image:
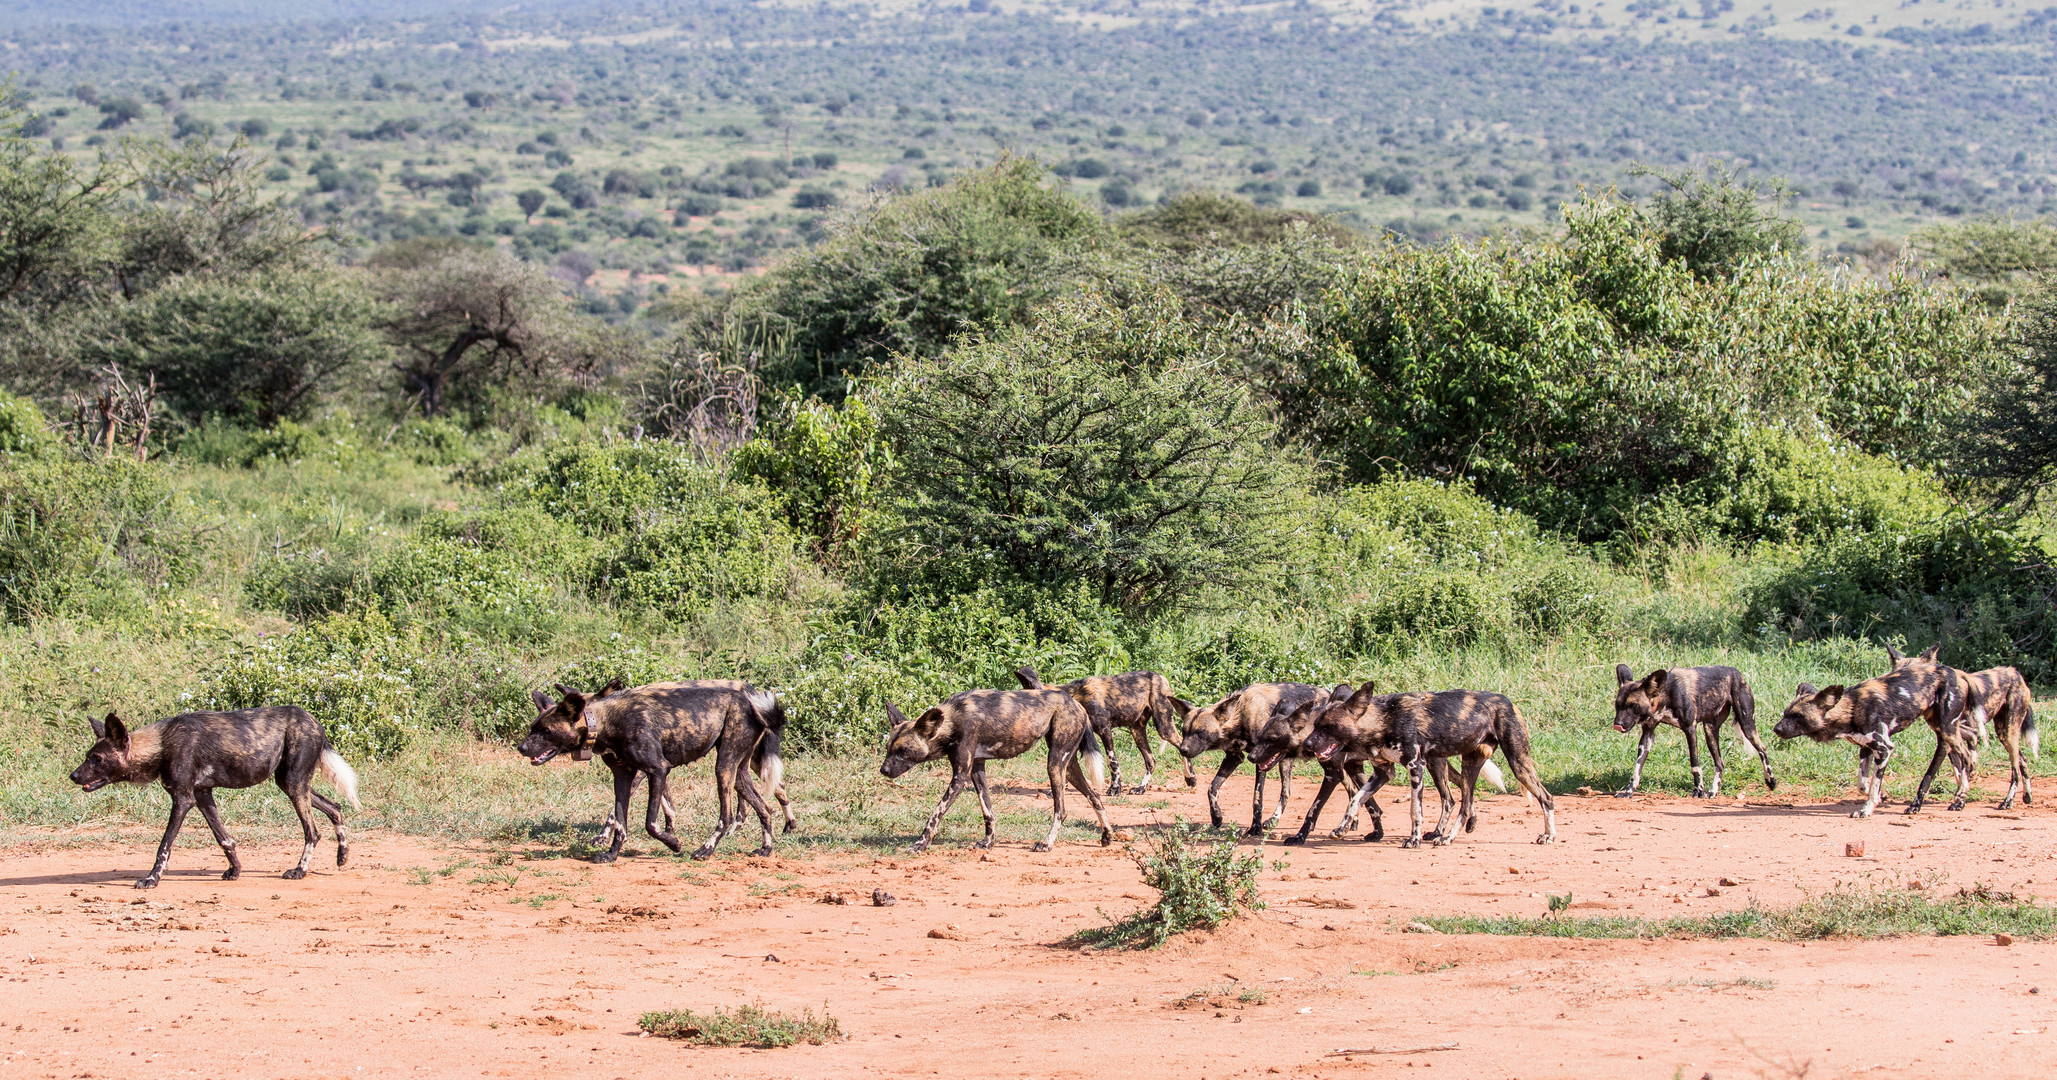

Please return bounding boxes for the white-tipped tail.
[1479,761,1508,794]
[2031,727,2042,760]
[320,748,361,810]
[755,747,786,797]
[1085,747,1107,791]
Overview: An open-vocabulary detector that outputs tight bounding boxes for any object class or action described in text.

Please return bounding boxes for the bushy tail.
[319,748,361,811]
[2025,694,2040,760]
[1478,760,1508,794]
[745,692,786,792]
[1080,725,1106,790]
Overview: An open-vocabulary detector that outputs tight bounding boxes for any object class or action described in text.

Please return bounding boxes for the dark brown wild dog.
[1263,682,1514,845]
[1611,664,1777,797]
[879,689,1112,853]
[1775,646,1970,817]
[519,683,780,860]
[1304,689,1555,847]
[631,680,797,835]
[1014,666,1194,792]
[68,707,360,889]
[1173,682,1328,834]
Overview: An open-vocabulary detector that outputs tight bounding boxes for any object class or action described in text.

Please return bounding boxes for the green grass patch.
[1069,823,1265,950]
[1417,882,2057,940]
[637,1003,844,1048]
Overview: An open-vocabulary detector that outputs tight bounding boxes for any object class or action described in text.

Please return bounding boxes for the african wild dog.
[879,689,1112,853]
[1014,666,1193,792]
[1611,664,1778,798]
[1775,646,1971,817]
[519,683,781,861]
[68,707,361,889]
[632,680,797,834]
[1957,665,2038,809]
[1262,683,1514,845]
[1304,688,1555,847]
[1173,682,1328,834]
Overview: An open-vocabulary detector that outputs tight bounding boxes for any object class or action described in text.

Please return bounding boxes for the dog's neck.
[118,725,167,785]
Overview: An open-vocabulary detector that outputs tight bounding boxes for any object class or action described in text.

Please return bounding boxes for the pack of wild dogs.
[65,644,2037,887]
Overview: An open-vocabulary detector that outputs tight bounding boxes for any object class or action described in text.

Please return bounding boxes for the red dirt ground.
[4,775,2057,1080]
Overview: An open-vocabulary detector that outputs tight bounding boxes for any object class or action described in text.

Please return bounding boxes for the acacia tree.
[874,290,1307,615]
[1958,280,2057,506]
[374,246,571,415]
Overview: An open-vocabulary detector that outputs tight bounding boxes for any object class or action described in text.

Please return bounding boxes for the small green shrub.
[0,390,55,458]
[730,391,883,564]
[1072,824,1265,949]
[595,497,798,614]
[1511,557,1620,635]
[1327,478,1539,570]
[1341,570,1503,654]
[638,1003,843,1047]
[202,608,421,759]
[1176,621,1346,702]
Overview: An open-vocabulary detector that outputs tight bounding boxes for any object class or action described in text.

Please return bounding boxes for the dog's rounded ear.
[882,701,911,740]
[600,676,625,696]
[103,713,129,749]
[1794,682,1818,698]
[88,714,106,740]
[1920,642,1941,662]
[1817,685,1845,705]
[560,689,587,714]
[1645,669,1669,691]
[1169,696,1195,719]
[1013,665,1043,690]
[530,688,555,714]
[1886,643,1906,664]
[1615,664,1635,686]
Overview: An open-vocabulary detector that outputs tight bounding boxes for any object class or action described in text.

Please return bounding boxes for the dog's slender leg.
[139,792,196,889]
[1247,755,1269,836]
[1257,760,1290,835]
[1349,763,1390,841]
[1732,695,1778,791]
[1617,727,1655,797]
[596,765,635,863]
[1331,760,1368,834]
[911,769,970,854]
[970,763,996,849]
[1856,733,1894,818]
[1459,753,1485,834]
[1402,762,1427,848]
[1683,721,1707,798]
[1065,753,1113,847]
[283,783,320,880]
[646,770,685,855]
[1505,747,1556,844]
[1702,720,1727,797]
[1207,751,1244,830]
[1907,728,1950,815]
[1427,758,1457,846]
[1037,746,1070,853]
[727,751,777,858]
[2000,718,2026,810]
[310,791,349,868]
[1131,724,1155,794]
[193,788,241,881]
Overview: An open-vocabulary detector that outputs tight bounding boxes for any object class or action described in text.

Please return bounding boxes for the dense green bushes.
[0,452,200,621]
[1278,199,2008,543]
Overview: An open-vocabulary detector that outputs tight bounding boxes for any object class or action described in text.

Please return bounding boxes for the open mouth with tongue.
[527,748,559,766]
[77,778,109,792]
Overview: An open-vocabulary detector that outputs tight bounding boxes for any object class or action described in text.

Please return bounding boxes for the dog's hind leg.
[311,791,349,867]
[1459,752,1488,834]
[193,788,242,881]
[1401,763,1428,848]
[282,783,321,880]
[1130,724,1156,794]
[595,765,636,863]
[1683,720,1707,798]
[1247,757,1271,836]
[1288,762,1347,845]
[1426,758,1458,846]
[1617,727,1655,797]
[1701,719,1727,797]
[1065,753,1113,847]
[1907,734,1950,815]
[970,763,997,849]
[1731,687,1778,791]
[1855,736,1893,818]
[138,791,196,889]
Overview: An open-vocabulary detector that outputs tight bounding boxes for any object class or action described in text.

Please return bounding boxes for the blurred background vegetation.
[5,0,2057,849]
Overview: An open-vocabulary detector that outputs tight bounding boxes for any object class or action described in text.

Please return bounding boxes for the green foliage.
[731,391,884,565]
[1954,277,2057,505]
[1115,190,1357,254]
[1280,197,2007,542]
[83,270,387,427]
[1629,162,1805,280]
[1913,214,2057,308]
[638,1004,843,1047]
[203,608,421,759]
[1071,824,1266,949]
[750,156,1106,392]
[0,388,55,458]
[0,455,199,621]
[874,289,1308,614]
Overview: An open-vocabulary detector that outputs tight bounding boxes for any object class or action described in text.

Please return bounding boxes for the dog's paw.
[281,868,306,880]
[751,845,772,857]
[1282,834,1307,846]
[133,878,157,890]
[590,852,618,864]
[782,821,798,834]
[1184,777,1198,788]
[689,847,715,861]
[336,847,350,868]
[1535,834,1555,845]
[1031,841,1053,853]
[221,868,239,881]
[1948,799,1967,811]
[1613,788,1636,798]
[1099,831,1113,847]
[1127,784,1150,796]
[1401,838,1422,849]
[1764,776,1780,791]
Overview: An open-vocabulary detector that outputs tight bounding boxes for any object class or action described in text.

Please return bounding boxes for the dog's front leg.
[912,769,972,854]
[594,766,636,863]
[1402,762,1427,848]
[1855,731,1894,818]
[138,792,196,889]
[1617,726,1656,797]
[1207,750,1244,830]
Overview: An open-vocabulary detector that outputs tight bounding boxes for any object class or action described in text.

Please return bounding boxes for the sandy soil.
[4,776,2057,1080]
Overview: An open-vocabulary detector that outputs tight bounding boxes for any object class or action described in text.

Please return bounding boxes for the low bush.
[0,390,56,458]
[1071,824,1266,949]
[638,1003,843,1047]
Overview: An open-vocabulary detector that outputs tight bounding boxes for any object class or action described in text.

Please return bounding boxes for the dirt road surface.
[4,777,2056,1079]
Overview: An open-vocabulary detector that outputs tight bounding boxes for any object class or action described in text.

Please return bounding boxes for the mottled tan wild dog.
[1611,664,1777,797]
[1015,666,1193,792]
[880,689,1112,853]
